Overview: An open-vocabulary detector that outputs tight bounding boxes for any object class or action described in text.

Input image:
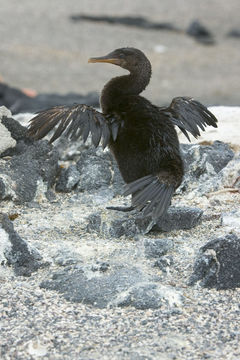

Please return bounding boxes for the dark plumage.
[27,47,218,221]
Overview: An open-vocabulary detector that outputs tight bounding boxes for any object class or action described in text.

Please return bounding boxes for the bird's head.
[88,47,150,74]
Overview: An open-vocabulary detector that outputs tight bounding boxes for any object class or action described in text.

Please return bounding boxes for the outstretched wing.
[162,96,218,141]
[27,104,121,149]
[123,174,175,221]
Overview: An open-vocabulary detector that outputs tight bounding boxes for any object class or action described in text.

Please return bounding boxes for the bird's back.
[108,95,184,184]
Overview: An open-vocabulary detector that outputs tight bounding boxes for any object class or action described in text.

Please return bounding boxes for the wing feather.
[27,104,118,148]
[164,97,218,141]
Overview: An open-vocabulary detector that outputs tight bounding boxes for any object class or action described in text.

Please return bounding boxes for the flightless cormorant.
[28,47,218,221]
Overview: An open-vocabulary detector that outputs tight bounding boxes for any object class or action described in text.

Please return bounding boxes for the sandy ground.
[0,0,240,108]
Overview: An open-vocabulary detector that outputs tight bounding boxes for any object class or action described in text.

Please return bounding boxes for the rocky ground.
[0,105,240,359]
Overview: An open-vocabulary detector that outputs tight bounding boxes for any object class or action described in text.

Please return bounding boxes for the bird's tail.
[123,174,175,221]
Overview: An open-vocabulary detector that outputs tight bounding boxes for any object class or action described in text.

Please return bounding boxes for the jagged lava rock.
[181,141,234,180]
[1,115,28,143]
[0,213,45,276]
[56,145,124,196]
[189,233,240,289]
[87,205,202,237]
[180,141,234,194]
[86,210,154,237]
[0,139,59,203]
[153,206,203,232]
[76,148,112,192]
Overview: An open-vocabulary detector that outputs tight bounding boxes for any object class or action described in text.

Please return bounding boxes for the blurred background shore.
[1,0,240,107]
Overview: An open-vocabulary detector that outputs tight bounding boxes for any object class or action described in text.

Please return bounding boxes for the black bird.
[28,47,218,221]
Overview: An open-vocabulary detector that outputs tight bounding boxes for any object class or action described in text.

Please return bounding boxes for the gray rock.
[144,238,173,258]
[55,165,81,192]
[0,107,16,155]
[87,206,203,237]
[1,114,28,141]
[0,140,59,203]
[219,152,240,189]
[180,141,234,194]
[40,266,182,309]
[111,283,183,310]
[153,206,203,232]
[57,143,124,196]
[189,233,240,289]
[40,266,145,308]
[86,210,154,237]
[76,148,112,192]
[0,213,45,276]
[0,106,12,119]
[0,123,16,155]
[202,141,235,173]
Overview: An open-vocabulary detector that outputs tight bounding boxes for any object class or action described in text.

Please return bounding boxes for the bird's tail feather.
[123,174,175,221]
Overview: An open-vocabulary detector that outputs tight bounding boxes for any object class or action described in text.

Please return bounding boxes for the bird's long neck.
[100,64,152,114]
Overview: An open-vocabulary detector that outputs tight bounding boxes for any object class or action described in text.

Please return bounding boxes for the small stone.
[144,238,173,258]
[86,213,102,233]
[56,165,81,192]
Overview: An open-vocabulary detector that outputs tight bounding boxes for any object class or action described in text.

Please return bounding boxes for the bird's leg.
[106,191,141,212]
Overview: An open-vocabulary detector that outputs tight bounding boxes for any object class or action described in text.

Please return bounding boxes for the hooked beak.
[88,54,121,66]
